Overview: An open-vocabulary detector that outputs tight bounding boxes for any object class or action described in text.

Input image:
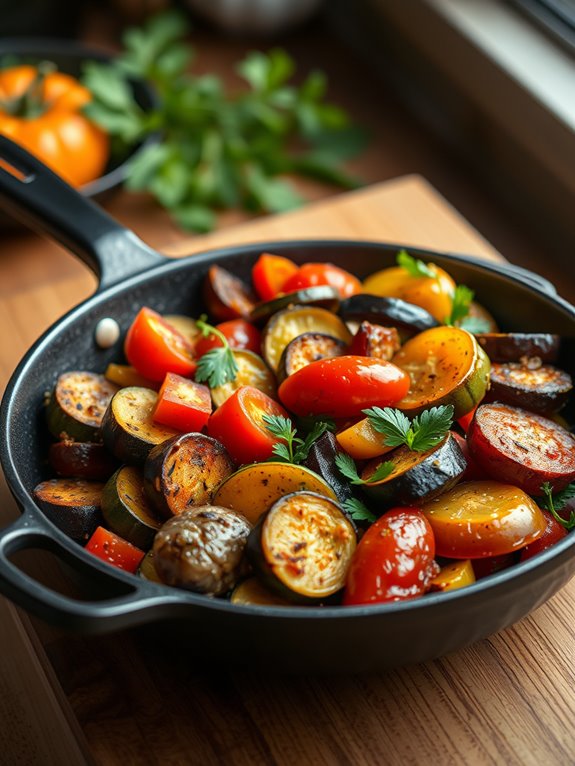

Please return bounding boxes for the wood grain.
[1,177,574,765]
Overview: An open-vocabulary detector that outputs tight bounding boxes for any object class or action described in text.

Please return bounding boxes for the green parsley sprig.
[342,497,377,523]
[335,452,394,485]
[194,316,238,388]
[262,414,331,464]
[363,405,454,452]
[81,11,366,232]
[539,482,575,530]
[397,249,437,279]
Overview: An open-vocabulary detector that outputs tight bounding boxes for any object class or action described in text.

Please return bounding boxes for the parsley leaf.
[343,497,377,523]
[262,414,328,464]
[194,316,238,388]
[364,405,455,452]
[445,284,475,326]
[458,315,493,334]
[539,482,575,530]
[396,249,437,279]
[335,452,394,485]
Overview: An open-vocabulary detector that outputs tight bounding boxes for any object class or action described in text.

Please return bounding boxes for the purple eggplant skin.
[338,294,439,337]
[476,333,560,363]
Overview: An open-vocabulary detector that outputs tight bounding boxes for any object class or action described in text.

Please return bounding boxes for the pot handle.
[0,508,188,631]
[0,135,166,292]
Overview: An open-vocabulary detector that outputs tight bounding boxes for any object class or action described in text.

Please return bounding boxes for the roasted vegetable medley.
[34,251,575,607]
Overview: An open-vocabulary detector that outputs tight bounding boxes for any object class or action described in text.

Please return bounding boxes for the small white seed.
[95,317,121,348]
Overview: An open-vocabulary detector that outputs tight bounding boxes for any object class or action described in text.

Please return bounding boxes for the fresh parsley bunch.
[82,11,366,232]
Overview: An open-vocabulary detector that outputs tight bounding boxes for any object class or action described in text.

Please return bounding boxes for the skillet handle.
[0,508,187,632]
[0,135,166,292]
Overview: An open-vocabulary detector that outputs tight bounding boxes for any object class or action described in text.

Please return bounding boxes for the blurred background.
[1,0,574,299]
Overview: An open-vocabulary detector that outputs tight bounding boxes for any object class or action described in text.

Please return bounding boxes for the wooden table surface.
[0,175,574,765]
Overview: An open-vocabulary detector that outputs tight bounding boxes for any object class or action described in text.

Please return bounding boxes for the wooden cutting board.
[0,176,574,766]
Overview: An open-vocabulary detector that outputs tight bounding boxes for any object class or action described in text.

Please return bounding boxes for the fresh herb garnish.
[262,414,330,464]
[539,482,575,530]
[445,284,474,326]
[396,249,437,279]
[335,452,394,485]
[81,11,366,232]
[194,315,238,388]
[342,497,377,523]
[363,405,454,452]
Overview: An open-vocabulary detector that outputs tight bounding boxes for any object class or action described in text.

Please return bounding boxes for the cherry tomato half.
[278,356,410,418]
[252,253,299,301]
[207,385,289,465]
[343,508,439,605]
[194,319,262,357]
[282,262,362,298]
[153,372,212,433]
[519,509,567,561]
[124,307,197,382]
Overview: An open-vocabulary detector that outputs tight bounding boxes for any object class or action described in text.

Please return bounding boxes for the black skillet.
[0,134,574,673]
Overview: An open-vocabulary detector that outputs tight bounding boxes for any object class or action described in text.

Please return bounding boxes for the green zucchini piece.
[212,461,338,525]
[277,332,347,384]
[101,387,180,465]
[246,491,356,603]
[211,350,276,408]
[102,465,162,550]
[262,305,352,373]
[46,371,119,442]
[361,432,467,506]
[153,506,252,595]
[393,326,491,418]
[33,478,104,543]
[144,433,236,518]
[250,286,340,323]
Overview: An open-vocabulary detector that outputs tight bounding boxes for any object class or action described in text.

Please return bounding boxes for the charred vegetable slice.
[102,466,162,550]
[48,440,118,481]
[153,506,252,595]
[144,433,235,518]
[247,491,356,603]
[429,560,476,592]
[348,321,401,360]
[33,478,104,543]
[338,294,439,336]
[213,461,337,525]
[46,371,119,442]
[203,265,257,321]
[250,286,340,323]
[486,361,572,414]
[476,333,560,363]
[304,431,357,507]
[421,480,547,558]
[361,433,467,506]
[467,403,575,494]
[211,350,276,408]
[393,326,490,418]
[230,577,294,606]
[262,305,352,372]
[277,332,346,382]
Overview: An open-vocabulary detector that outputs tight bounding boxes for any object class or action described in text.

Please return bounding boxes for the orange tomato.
[0,64,109,187]
[252,253,299,301]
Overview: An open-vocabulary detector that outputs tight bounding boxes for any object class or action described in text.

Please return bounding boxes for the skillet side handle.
[0,135,166,292]
[0,510,186,633]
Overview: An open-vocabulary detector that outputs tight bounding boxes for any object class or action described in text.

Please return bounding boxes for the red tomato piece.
[519,510,567,561]
[457,406,477,433]
[194,319,261,357]
[278,356,410,418]
[207,385,290,465]
[348,321,400,361]
[451,431,485,481]
[85,526,145,574]
[153,372,212,433]
[124,307,197,382]
[343,508,439,605]
[282,262,362,298]
[252,252,299,301]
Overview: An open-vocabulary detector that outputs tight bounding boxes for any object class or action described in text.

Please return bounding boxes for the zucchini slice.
[46,371,119,442]
[486,362,572,414]
[230,577,294,607]
[48,440,118,481]
[476,332,560,363]
[144,433,236,518]
[250,286,340,323]
[247,491,356,603]
[338,294,439,337]
[393,326,491,418]
[262,305,352,372]
[211,350,276,408]
[303,430,356,507]
[102,465,163,550]
[105,363,158,391]
[277,332,347,383]
[212,461,338,525]
[361,432,467,506]
[33,478,104,543]
[101,387,180,465]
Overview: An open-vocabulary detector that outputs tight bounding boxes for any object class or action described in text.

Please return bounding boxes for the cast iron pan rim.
[2,238,575,621]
